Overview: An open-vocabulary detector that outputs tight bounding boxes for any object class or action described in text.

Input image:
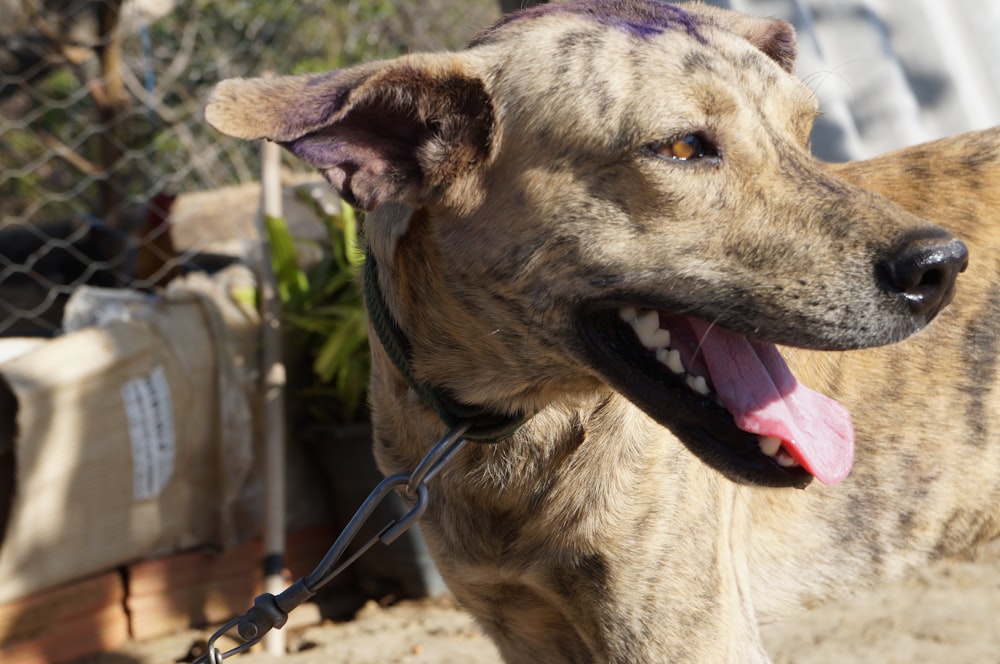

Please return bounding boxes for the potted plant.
[266,189,444,599]
[266,189,368,424]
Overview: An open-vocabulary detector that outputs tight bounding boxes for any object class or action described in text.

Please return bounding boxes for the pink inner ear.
[282,115,426,210]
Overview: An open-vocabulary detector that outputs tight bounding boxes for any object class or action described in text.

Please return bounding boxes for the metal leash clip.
[194,423,470,663]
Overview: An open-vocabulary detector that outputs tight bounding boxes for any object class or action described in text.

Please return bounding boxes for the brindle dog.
[206,1,999,661]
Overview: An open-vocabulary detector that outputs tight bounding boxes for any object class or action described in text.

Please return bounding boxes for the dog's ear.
[737,17,797,72]
[205,54,494,210]
[694,5,797,73]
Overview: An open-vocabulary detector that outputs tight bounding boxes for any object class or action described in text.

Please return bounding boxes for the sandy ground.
[87,555,1000,664]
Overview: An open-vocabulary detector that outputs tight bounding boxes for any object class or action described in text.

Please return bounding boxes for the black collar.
[361,247,527,442]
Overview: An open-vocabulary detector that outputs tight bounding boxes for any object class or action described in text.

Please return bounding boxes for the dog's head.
[206,0,967,488]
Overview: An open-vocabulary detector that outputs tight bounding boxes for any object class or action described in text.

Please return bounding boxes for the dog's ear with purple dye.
[205,54,494,211]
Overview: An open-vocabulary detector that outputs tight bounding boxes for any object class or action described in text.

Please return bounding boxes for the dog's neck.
[362,246,528,441]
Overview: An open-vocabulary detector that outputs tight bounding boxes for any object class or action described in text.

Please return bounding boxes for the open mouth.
[577,305,855,488]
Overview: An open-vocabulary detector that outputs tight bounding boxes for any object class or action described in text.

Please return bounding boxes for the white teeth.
[686,375,710,396]
[664,349,684,375]
[759,434,800,467]
[775,451,799,468]
[622,306,669,348]
[634,310,661,346]
[622,308,708,395]
[758,435,782,457]
[645,328,671,349]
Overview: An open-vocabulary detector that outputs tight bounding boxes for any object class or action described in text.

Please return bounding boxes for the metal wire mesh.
[0,0,498,336]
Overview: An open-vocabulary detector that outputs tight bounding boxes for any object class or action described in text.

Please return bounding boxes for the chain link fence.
[0,0,498,336]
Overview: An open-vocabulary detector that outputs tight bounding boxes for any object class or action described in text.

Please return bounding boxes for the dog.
[206,1,999,661]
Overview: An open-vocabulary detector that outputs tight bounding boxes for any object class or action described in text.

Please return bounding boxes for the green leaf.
[341,204,365,267]
[264,214,310,307]
[313,308,368,382]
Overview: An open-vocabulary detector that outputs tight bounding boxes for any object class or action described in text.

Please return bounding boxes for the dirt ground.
[89,554,1000,664]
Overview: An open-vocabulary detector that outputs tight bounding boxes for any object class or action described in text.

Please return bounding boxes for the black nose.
[879,232,969,321]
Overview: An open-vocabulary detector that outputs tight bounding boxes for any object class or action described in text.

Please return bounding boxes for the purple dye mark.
[473,0,704,45]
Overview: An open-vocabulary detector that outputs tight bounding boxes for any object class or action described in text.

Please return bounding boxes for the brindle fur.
[206,1,1000,661]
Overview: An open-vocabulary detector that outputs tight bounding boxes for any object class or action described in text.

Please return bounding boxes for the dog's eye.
[653,134,719,162]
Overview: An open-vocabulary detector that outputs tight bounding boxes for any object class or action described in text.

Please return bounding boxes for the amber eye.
[654,134,719,161]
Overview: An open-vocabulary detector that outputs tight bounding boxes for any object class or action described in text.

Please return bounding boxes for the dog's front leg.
[422,432,776,664]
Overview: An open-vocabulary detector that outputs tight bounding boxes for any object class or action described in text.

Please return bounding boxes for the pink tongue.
[687,319,854,485]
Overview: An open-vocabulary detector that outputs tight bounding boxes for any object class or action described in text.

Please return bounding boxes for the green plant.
[265,192,369,422]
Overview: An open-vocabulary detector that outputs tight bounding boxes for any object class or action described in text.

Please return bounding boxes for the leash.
[193,423,471,663]
[195,248,531,661]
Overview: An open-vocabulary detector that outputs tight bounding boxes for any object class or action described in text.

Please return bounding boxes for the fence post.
[94,0,127,231]
[258,138,287,656]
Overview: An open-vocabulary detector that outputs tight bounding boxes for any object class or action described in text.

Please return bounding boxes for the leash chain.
[193,423,471,663]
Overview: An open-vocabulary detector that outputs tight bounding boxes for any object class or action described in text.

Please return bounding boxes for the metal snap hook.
[192,422,472,662]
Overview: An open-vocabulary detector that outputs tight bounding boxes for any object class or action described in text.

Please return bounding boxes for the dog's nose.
[879,232,969,321]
